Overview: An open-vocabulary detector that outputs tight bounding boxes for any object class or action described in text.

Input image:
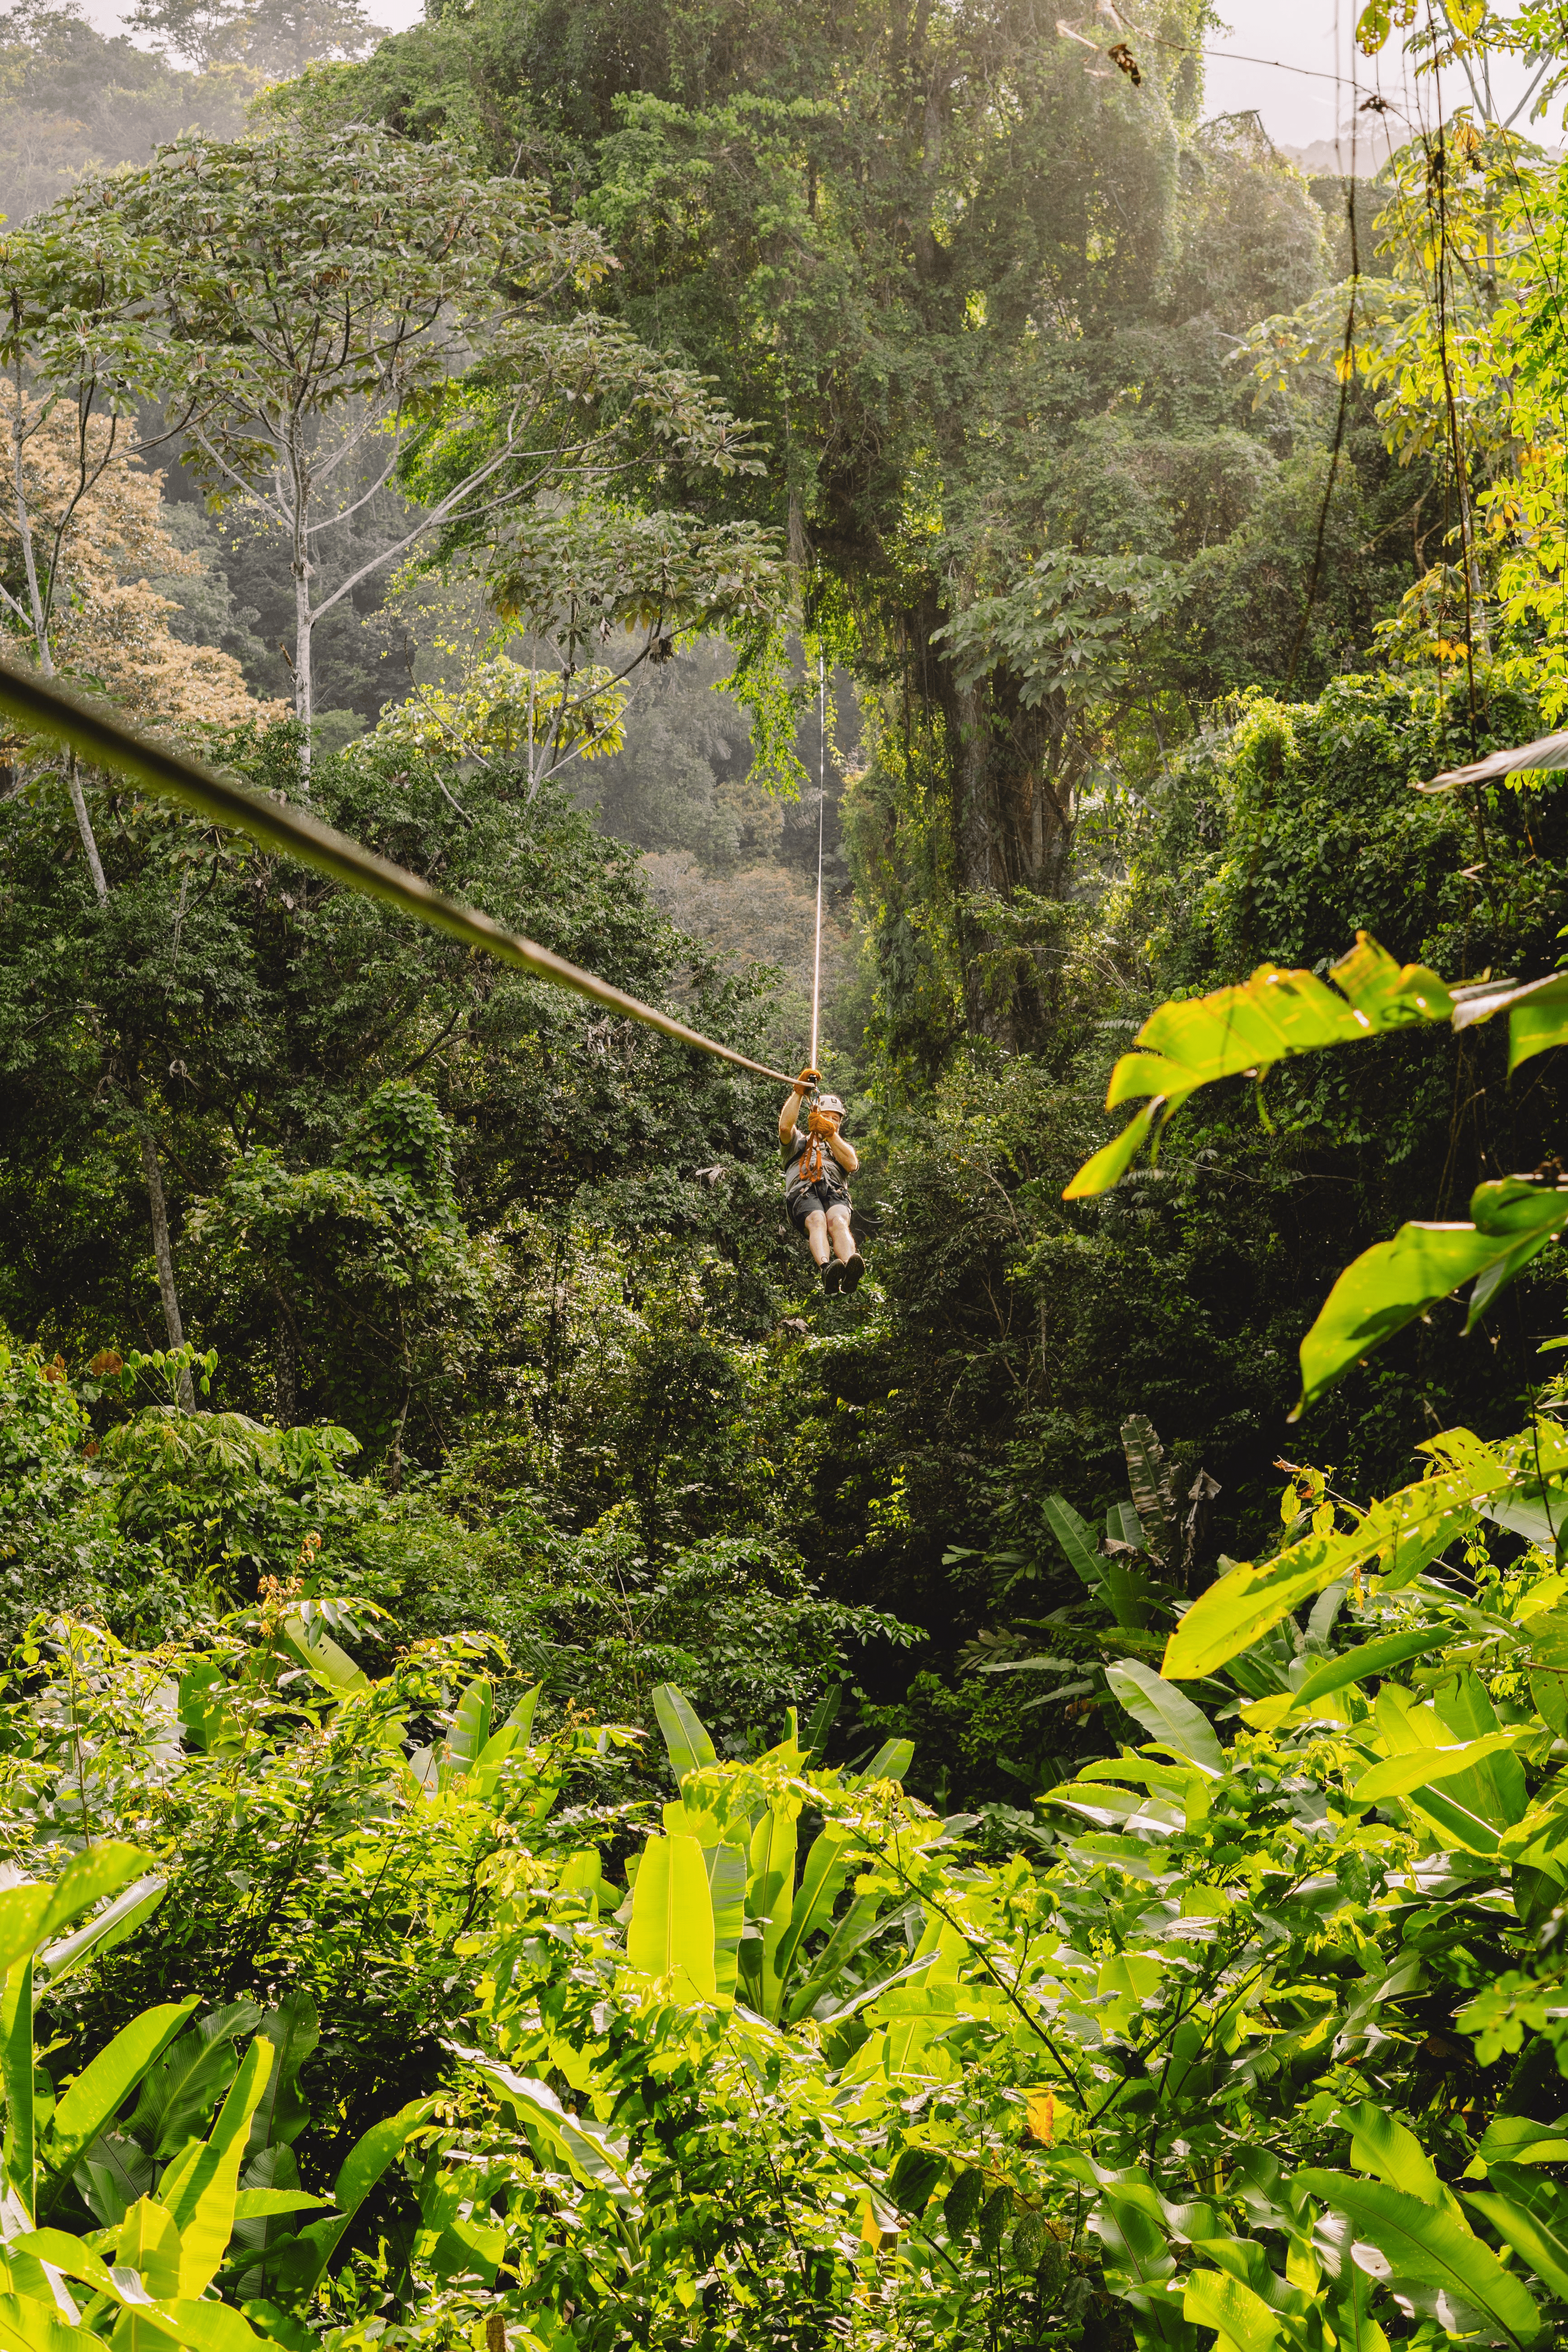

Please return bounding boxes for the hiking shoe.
[840,1251,866,1296]
[822,1258,845,1295]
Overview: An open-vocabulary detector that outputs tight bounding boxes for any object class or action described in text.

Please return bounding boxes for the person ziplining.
[0,649,879,1305]
[776,657,866,1296]
[779,1069,863,1294]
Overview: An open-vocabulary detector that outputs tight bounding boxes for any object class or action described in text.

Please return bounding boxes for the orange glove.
[796,1066,820,1092]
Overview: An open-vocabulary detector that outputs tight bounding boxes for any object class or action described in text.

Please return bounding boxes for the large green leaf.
[785,1894,896,2025]
[1522,1608,1568,1737]
[449,2048,636,2213]
[626,1833,717,2003]
[1064,936,1452,1201]
[73,2131,154,2228]
[37,1875,166,1989]
[161,2035,274,2298]
[1105,1661,1223,1773]
[1182,2268,1281,2352]
[1467,2177,1568,2300]
[117,2194,184,2298]
[278,1608,365,1694]
[36,1848,152,1949]
[1296,1179,1568,1411]
[48,2002,199,2175]
[1477,2118,1568,2169]
[441,1679,492,1786]
[1345,2102,1454,2211]
[1163,1433,1555,1678]
[702,1840,748,2002]
[848,1738,916,1786]
[1043,1496,1153,1628]
[1451,967,1568,1077]
[1351,1732,1523,1803]
[264,2096,435,2299]
[651,1685,718,1788]
[244,1994,316,2157]
[132,2298,273,2352]
[744,1804,798,2018]
[1,1957,34,2224]
[1240,1627,1451,1730]
[1042,1494,1111,1603]
[127,2006,261,2160]
[769,1823,857,1998]
[1294,2171,1539,2345]
[0,1847,153,1986]
[1122,1416,1179,1564]
[10,2230,117,2300]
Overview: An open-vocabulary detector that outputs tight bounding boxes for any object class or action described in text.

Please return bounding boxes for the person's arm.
[780,1069,817,1144]
[830,1130,858,1175]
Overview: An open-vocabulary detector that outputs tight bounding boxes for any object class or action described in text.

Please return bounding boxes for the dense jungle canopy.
[14,0,1568,2345]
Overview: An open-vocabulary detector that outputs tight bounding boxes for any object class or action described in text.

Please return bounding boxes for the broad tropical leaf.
[1,1957,34,2223]
[37,1875,166,1988]
[264,2096,436,2297]
[1163,1430,1561,1677]
[1240,1628,1451,1729]
[652,1685,718,1786]
[1345,2102,1454,2210]
[49,2002,200,2174]
[449,2048,636,2213]
[161,2036,274,2298]
[1296,1178,1568,1410]
[1064,936,1452,1200]
[626,1834,718,2003]
[117,2195,184,2298]
[743,1805,798,2017]
[1351,1733,1524,1803]
[1105,1661,1223,1773]
[1182,2267,1282,2352]
[279,1608,365,1693]
[1466,2179,1568,2300]
[127,2007,260,2160]
[1451,966,1568,1075]
[1294,2171,1539,2345]
[1122,1415,1180,1563]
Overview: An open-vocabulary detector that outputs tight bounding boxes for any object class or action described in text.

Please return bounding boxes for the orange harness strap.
[797,1110,841,1191]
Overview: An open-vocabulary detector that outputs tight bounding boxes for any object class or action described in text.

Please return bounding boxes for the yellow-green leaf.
[626,1834,717,2003]
[1351,1732,1523,1804]
[1296,1179,1568,1410]
[115,2200,182,2299]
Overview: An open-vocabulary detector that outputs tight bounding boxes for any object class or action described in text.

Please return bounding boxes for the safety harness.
[796,1109,840,1190]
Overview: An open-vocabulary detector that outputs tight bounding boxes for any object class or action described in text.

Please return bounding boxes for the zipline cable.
[809,651,825,1075]
[0,653,802,1090]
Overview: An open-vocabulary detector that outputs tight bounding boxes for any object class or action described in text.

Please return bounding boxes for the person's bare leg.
[803,1207,830,1267]
[828,1203,865,1293]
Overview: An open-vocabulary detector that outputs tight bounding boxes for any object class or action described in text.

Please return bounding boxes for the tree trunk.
[66,754,108,900]
[927,644,1069,1042]
[293,553,313,787]
[67,764,199,1406]
[132,1090,197,1411]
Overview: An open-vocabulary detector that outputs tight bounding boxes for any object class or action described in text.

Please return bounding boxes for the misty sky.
[71,0,1561,159]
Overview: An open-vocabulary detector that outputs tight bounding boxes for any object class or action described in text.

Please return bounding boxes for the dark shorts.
[787,1181,852,1232]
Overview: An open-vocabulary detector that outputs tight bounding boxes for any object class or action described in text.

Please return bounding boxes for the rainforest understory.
[11,1,1568,2347]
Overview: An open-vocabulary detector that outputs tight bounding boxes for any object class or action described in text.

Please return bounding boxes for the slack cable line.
[0,653,802,1090]
[1418,724,1568,787]
[810,651,826,1075]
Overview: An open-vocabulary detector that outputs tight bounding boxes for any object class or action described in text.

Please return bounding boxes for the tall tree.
[281,5,1348,1050]
[53,125,782,782]
[0,225,264,1398]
